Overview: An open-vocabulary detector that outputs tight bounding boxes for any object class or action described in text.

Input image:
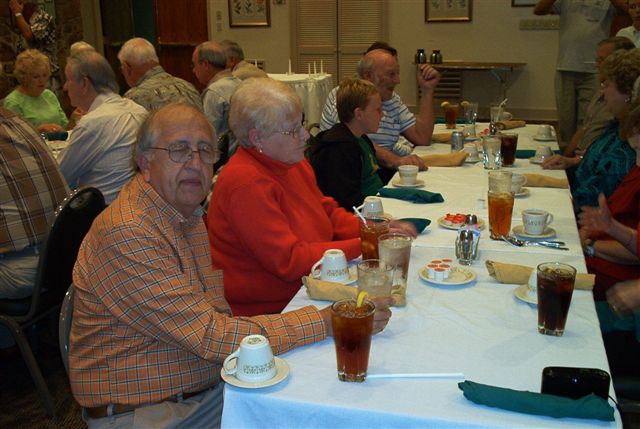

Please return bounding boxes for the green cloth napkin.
[516,149,561,159]
[458,380,614,421]
[378,188,444,204]
[399,217,430,233]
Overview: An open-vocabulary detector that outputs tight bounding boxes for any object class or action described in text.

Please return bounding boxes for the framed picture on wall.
[426,0,472,22]
[228,0,271,27]
[512,0,536,6]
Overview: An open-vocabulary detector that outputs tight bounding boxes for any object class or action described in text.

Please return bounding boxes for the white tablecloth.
[268,73,333,125]
[221,124,621,428]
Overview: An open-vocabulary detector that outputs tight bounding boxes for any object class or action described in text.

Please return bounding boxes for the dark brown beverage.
[360,217,390,259]
[444,104,459,129]
[488,192,514,239]
[331,299,375,382]
[500,133,518,167]
[537,263,576,336]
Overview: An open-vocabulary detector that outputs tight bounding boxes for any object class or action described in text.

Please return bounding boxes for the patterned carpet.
[0,323,85,429]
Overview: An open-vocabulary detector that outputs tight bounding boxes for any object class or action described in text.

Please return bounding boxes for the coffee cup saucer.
[512,224,556,239]
[513,284,537,305]
[464,155,481,163]
[513,187,530,198]
[391,179,425,188]
[529,157,545,165]
[533,134,555,142]
[221,357,290,389]
[311,265,357,285]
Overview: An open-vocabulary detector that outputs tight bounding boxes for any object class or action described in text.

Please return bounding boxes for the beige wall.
[211,0,561,121]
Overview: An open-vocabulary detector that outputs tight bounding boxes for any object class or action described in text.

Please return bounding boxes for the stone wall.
[0,0,83,112]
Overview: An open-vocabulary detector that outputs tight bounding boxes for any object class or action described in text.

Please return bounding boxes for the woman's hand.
[578,193,613,236]
[541,154,578,170]
[37,123,65,133]
[607,279,640,314]
[389,219,418,238]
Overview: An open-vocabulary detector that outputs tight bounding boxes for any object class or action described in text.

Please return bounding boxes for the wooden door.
[154,0,208,91]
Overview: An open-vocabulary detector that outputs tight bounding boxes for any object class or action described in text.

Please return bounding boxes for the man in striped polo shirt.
[321,46,440,182]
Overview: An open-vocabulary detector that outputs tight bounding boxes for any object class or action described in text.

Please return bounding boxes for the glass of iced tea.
[331,298,375,382]
[443,103,459,129]
[537,262,576,336]
[359,216,390,259]
[500,133,518,167]
[488,171,514,240]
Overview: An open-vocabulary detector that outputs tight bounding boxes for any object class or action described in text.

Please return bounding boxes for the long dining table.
[221,123,622,428]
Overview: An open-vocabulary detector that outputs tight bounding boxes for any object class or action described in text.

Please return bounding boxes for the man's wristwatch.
[584,240,597,257]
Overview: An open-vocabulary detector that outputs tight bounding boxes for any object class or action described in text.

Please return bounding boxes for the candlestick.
[308,63,311,76]
[320,59,324,74]
[313,61,317,75]
[288,59,292,74]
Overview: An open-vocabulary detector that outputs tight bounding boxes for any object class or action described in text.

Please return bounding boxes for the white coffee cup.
[311,249,349,282]
[398,165,419,185]
[537,124,553,139]
[522,209,554,235]
[223,335,277,383]
[463,143,479,160]
[361,196,384,217]
[534,145,553,161]
[511,173,527,194]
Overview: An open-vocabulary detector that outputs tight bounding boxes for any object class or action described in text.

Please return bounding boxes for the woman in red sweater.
[208,78,415,316]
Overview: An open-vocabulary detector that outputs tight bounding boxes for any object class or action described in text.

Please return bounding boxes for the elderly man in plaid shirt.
[69,103,393,428]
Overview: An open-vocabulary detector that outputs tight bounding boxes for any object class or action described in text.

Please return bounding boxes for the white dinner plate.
[221,357,290,389]
[391,179,425,188]
[533,135,556,142]
[512,225,557,239]
[310,265,358,285]
[513,284,537,305]
[514,188,530,198]
[418,266,477,286]
[437,216,485,231]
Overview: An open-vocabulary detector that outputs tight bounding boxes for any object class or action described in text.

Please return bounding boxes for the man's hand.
[578,193,613,236]
[416,64,440,93]
[397,154,427,171]
[321,296,394,336]
[607,279,640,315]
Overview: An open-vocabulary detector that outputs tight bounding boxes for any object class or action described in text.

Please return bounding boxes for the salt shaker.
[455,226,480,265]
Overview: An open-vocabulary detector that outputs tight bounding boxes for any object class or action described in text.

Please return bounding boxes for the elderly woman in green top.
[4,49,68,133]
[309,78,384,211]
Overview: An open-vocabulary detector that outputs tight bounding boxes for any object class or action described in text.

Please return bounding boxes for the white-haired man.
[118,37,202,112]
[192,41,240,156]
[60,50,147,203]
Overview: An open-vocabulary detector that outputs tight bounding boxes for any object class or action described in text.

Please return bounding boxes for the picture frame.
[228,0,271,27]
[426,0,472,22]
[511,0,536,6]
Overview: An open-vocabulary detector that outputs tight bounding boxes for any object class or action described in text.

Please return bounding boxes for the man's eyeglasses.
[150,141,216,164]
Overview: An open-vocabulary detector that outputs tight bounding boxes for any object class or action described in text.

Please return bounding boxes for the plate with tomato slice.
[437,213,485,230]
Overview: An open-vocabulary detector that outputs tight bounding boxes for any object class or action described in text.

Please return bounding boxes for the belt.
[85,389,209,419]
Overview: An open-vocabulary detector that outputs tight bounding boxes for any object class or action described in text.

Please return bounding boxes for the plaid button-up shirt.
[0,108,68,254]
[70,175,326,407]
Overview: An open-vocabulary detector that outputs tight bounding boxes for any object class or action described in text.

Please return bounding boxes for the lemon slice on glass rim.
[356,290,368,308]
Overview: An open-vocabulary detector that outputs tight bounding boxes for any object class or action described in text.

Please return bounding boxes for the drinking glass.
[482,136,501,170]
[537,263,576,336]
[488,171,513,240]
[331,299,375,382]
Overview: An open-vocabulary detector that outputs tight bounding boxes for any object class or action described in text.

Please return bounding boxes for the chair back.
[58,284,75,373]
[27,187,105,319]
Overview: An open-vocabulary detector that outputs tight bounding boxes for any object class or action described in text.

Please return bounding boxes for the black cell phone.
[541,367,610,400]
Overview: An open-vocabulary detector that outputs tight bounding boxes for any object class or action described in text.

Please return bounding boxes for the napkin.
[302,276,405,307]
[46,131,68,141]
[420,152,468,167]
[399,217,431,233]
[495,120,526,130]
[522,173,568,189]
[485,260,595,290]
[516,149,561,159]
[378,188,444,204]
[431,132,452,143]
[458,380,614,421]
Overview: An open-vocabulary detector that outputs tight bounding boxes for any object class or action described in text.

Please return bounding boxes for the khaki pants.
[555,71,599,152]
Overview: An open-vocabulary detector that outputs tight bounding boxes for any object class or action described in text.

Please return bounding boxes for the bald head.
[356,49,400,101]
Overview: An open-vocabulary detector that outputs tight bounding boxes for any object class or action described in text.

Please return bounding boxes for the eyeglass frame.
[148,141,217,164]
